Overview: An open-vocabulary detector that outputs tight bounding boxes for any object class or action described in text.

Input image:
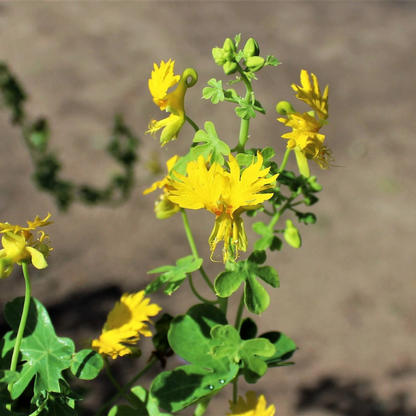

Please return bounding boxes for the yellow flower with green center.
[147,60,198,146]
[143,155,181,219]
[92,291,161,359]
[0,213,52,278]
[168,153,278,262]
[277,70,332,177]
[227,391,275,416]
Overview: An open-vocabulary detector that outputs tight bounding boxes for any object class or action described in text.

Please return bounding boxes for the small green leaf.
[265,55,281,66]
[214,251,279,314]
[210,325,275,383]
[235,101,256,120]
[202,79,225,104]
[70,349,103,380]
[259,331,297,366]
[244,276,270,315]
[191,121,230,166]
[146,256,203,295]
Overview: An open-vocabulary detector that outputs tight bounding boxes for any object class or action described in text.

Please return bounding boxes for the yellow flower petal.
[227,391,275,416]
[92,291,161,359]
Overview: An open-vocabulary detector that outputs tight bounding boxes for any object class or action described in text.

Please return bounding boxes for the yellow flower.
[147,60,198,146]
[0,213,52,279]
[227,391,275,416]
[143,155,181,219]
[292,69,329,121]
[168,153,278,262]
[92,291,161,359]
[277,70,332,177]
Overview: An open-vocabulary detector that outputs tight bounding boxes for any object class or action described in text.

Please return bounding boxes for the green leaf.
[235,101,256,120]
[265,55,281,67]
[3,297,75,400]
[151,304,239,412]
[191,121,230,166]
[253,221,275,251]
[70,349,103,380]
[214,251,279,314]
[259,331,297,367]
[202,79,225,104]
[152,313,174,355]
[146,256,203,295]
[210,325,275,384]
[0,371,24,416]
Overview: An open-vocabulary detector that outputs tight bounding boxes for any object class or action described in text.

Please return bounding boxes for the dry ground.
[1,2,416,416]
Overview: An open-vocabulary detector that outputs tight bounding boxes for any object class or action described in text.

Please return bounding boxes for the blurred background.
[0,2,415,415]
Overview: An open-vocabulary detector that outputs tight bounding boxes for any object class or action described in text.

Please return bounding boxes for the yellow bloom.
[147,60,198,146]
[277,70,332,177]
[0,213,52,279]
[143,155,181,219]
[92,291,161,359]
[227,391,275,416]
[292,69,329,120]
[168,153,278,262]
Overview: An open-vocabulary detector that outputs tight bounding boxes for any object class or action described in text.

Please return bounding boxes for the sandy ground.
[1,2,416,416]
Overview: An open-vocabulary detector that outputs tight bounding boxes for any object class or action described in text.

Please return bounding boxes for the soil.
[0,2,415,416]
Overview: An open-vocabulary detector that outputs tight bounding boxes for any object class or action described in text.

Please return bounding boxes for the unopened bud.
[222,38,236,61]
[244,56,265,72]
[243,38,260,59]
[212,47,226,66]
[276,101,296,115]
[284,220,302,248]
[223,61,238,75]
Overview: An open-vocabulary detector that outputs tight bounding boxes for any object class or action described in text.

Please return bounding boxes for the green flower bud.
[276,101,296,115]
[222,38,236,61]
[244,56,265,72]
[243,38,260,59]
[223,61,238,75]
[212,47,226,66]
[284,219,302,248]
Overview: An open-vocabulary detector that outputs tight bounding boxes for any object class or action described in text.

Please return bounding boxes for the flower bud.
[276,101,296,115]
[244,56,265,72]
[223,61,238,75]
[222,38,236,61]
[284,220,302,248]
[155,193,180,219]
[243,38,260,59]
[212,47,226,66]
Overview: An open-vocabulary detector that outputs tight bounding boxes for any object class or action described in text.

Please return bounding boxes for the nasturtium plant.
[1,33,334,415]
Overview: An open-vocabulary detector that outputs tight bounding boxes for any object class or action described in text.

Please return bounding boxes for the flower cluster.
[227,391,275,416]
[277,69,331,177]
[0,213,52,278]
[168,153,278,262]
[147,60,198,146]
[91,291,161,359]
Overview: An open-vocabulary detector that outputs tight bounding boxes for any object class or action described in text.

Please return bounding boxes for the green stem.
[185,115,200,133]
[233,377,239,405]
[194,397,211,416]
[181,209,215,293]
[96,357,158,415]
[29,395,49,416]
[188,274,219,304]
[7,262,32,403]
[234,292,245,331]
[218,297,228,316]
[279,148,291,173]
[235,69,253,153]
[268,198,292,231]
[105,359,136,406]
